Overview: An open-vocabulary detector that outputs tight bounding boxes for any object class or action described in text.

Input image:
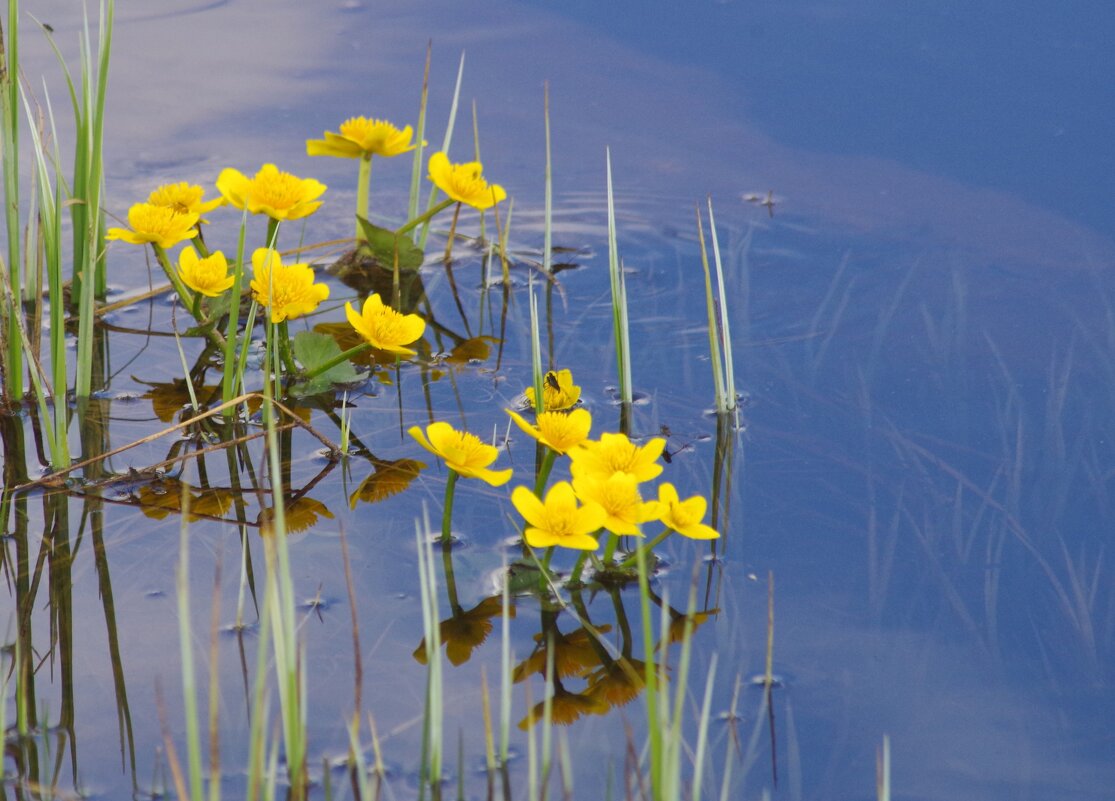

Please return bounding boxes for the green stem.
[601,532,621,565]
[356,154,373,240]
[265,218,280,250]
[221,207,251,410]
[302,341,372,381]
[617,529,670,570]
[396,198,454,238]
[533,448,557,496]
[541,546,555,573]
[568,548,591,586]
[191,234,211,258]
[152,243,197,310]
[277,320,298,377]
[441,470,459,544]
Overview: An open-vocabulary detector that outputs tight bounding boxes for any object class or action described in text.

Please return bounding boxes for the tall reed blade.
[605,149,632,407]
[705,198,737,415]
[1,0,23,398]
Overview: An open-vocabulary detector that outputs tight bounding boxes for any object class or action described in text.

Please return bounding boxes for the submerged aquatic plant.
[216,163,326,221]
[249,248,330,323]
[511,482,605,551]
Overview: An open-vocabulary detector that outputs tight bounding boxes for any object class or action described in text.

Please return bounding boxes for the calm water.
[3,1,1115,799]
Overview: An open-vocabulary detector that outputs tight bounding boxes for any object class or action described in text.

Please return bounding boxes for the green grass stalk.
[542,82,552,276]
[2,0,23,398]
[19,87,70,465]
[605,149,632,406]
[416,511,444,795]
[418,51,465,251]
[696,206,726,412]
[529,280,545,413]
[472,99,487,244]
[705,199,737,414]
[876,735,891,801]
[221,205,252,410]
[408,41,432,239]
[177,492,206,801]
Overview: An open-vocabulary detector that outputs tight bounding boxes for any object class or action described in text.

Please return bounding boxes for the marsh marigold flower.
[147,182,224,221]
[408,421,512,486]
[216,164,326,221]
[512,482,605,551]
[106,202,198,249]
[427,151,506,210]
[346,293,426,356]
[178,247,234,297]
[307,117,421,159]
[524,369,580,412]
[572,472,660,536]
[249,248,330,323]
[656,483,719,540]
[506,407,591,454]
[569,431,666,483]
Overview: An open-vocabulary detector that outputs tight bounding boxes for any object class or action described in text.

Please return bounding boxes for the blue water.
[3,1,1114,799]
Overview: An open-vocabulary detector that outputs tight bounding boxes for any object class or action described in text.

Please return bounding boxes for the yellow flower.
[147,182,224,221]
[178,247,234,298]
[511,482,605,551]
[524,369,580,412]
[427,151,506,210]
[571,472,660,535]
[506,407,591,454]
[216,164,326,221]
[408,421,512,486]
[106,202,199,249]
[249,248,330,323]
[569,432,666,483]
[348,459,425,507]
[307,117,421,159]
[345,293,426,356]
[656,483,719,540]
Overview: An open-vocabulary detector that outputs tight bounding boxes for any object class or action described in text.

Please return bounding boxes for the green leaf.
[292,331,360,386]
[356,215,425,271]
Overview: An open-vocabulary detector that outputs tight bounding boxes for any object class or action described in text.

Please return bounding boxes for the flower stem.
[601,532,620,565]
[302,341,373,381]
[442,202,461,262]
[191,234,211,259]
[617,529,670,570]
[395,198,454,237]
[356,154,373,240]
[265,218,281,250]
[277,320,298,377]
[441,469,459,544]
[568,549,591,586]
[533,448,556,496]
